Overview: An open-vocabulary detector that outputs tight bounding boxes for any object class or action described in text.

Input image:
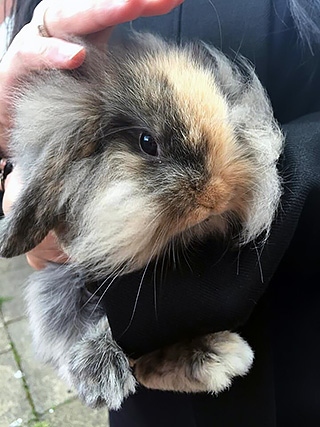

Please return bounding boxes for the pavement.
[0,256,110,427]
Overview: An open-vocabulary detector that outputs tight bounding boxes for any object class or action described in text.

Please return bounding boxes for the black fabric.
[109,290,278,427]
[109,113,320,427]
[106,1,320,425]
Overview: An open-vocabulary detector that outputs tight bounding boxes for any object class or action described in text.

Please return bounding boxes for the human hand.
[0,0,183,268]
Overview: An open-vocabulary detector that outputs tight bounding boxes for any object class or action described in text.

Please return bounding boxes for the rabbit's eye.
[139,133,158,157]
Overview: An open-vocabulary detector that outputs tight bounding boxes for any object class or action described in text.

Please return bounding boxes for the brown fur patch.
[150,49,253,219]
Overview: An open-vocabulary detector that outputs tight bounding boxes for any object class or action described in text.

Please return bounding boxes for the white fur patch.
[70,178,160,274]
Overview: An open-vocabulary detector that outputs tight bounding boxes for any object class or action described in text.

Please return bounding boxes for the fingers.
[34,0,183,39]
[0,24,85,80]
[26,232,70,270]
[142,0,184,16]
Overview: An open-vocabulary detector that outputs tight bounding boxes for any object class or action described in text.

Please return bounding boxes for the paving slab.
[1,257,110,427]
[0,257,33,323]
[40,399,109,427]
[0,320,11,354]
[7,318,75,415]
[0,351,33,427]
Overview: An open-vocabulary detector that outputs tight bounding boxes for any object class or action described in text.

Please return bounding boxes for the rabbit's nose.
[197,177,233,215]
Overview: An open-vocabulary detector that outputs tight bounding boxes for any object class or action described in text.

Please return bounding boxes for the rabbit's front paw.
[65,319,136,410]
[134,331,253,394]
[192,331,254,393]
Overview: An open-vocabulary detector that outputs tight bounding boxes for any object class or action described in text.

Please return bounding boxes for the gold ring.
[38,10,51,37]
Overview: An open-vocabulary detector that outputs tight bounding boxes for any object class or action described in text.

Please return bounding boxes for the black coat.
[105,1,320,426]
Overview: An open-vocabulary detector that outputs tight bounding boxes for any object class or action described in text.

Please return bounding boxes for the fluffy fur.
[0,33,283,409]
[133,331,254,393]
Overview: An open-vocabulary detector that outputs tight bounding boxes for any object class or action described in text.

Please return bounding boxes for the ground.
[0,256,109,427]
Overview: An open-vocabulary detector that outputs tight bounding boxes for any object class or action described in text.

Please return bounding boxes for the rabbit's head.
[0,34,283,276]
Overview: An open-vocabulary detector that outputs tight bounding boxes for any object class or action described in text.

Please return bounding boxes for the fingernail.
[57,43,85,61]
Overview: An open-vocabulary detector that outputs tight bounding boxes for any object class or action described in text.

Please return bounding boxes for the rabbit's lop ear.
[0,172,60,258]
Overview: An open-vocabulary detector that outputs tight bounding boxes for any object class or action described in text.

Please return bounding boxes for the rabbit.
[0,32,283,410]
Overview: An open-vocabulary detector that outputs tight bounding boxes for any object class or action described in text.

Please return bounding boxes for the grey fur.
[0,33,283,408]
[26,264,136,409]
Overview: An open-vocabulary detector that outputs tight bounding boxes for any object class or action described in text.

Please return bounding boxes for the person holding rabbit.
[1,1,320,426]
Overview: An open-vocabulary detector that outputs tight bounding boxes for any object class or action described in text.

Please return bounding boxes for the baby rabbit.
[0,33,283,409]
